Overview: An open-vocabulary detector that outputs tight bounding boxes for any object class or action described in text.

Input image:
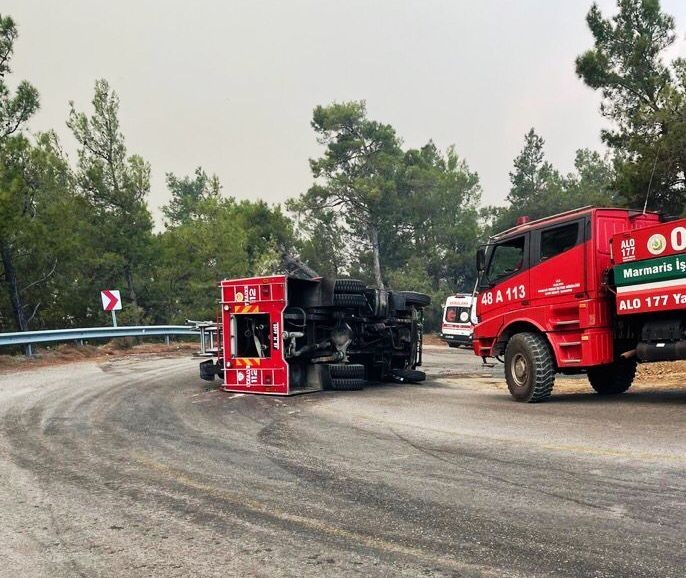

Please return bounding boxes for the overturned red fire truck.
[473,206,686,402]
[199,274,430,395]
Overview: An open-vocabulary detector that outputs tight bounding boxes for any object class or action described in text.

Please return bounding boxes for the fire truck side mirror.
[476,247,486,273]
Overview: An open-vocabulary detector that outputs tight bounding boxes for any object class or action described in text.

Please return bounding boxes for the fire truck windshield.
[485,236,525,285]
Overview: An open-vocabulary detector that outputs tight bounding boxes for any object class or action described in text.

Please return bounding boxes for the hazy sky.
[5,1,686,219]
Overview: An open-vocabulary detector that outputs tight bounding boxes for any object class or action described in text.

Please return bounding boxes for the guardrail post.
[25,343,33,357]
[165,335,170,346]
[199,326,206,355]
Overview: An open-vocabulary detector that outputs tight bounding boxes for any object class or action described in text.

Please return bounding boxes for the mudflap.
[199,359,216,382]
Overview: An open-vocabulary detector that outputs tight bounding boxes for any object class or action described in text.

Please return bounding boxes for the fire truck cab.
[473,206,668,402]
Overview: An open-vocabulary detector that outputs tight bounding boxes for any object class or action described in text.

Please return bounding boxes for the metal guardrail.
[0,325,199,355]
[187,321,218,357]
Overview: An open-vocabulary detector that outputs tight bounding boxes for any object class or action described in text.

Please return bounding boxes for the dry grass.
[423,333,447,346]
[555,360,686,394]
[635,360,686,383]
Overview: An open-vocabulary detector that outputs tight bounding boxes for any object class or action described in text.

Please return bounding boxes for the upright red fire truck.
[473,206,686,402]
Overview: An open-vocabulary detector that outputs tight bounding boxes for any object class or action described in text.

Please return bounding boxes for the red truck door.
[527,217,594,366]
[476,232,530,336]
[528,218,587,309]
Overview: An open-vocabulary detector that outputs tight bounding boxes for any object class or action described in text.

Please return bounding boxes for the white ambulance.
[441,293,475,348]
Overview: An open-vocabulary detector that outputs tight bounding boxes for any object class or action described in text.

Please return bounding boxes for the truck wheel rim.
[512,354,528,387]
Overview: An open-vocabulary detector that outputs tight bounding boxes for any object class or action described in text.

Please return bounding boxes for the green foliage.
[0,131,105,332]
[291,105,484,330]
[576,0,686,215]
[163,167,221,226]
[8,2,686,338]
[290,207,347,279]
[492,129,617,233]
[0,15,46,333]
[68,79,154,322]
[294,101,403,288]
[394,142,482,290]
[495,129,565,230]
[147,202,250,323]
[0,15,39,141]
[508,130,563,212]
[232,199,295,267]
[149,178,296,323]
[385,258,454,332]
[565,148,617,207]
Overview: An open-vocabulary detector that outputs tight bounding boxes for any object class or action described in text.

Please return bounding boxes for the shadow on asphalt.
[547,389,686,405]
[354,379,448,392]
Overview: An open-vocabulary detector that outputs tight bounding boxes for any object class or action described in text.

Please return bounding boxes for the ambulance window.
[445,306,471,323]
[486,236,525,285]
[540,223,579,261]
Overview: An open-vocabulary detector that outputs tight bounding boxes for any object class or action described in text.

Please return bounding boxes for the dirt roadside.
[558,359,686,393]
[427,335,686,392]
[0,341,198,375]
[2,336,685,395]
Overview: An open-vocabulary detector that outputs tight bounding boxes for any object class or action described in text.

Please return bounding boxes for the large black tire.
[398,291,431,307]
[587,359,637,395]
[334,278,366,294]
[504,332,555,403]
[333,293,367,308]
[329,377,365,391]
[329,364,366,380]
[390,292,407,312]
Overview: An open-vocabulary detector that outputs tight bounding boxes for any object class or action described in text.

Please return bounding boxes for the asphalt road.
[0,347,685,577]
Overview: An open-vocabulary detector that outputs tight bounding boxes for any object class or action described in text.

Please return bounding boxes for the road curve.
[0,349,685,577]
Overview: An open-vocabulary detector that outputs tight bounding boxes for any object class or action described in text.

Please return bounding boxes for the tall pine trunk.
[370,226,384,289]
[1,237,28,332]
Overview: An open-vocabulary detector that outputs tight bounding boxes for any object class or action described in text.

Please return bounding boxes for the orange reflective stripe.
[232,357,261,367]
[232,305,260,313]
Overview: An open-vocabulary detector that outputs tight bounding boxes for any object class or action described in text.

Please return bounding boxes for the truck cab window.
[486,236,525,285]
[540,223,579,261]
